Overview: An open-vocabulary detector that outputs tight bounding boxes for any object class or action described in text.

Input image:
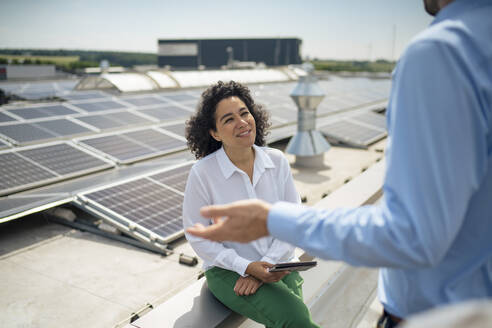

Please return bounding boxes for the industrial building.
[0,65,56,80]
[157,38,302,69]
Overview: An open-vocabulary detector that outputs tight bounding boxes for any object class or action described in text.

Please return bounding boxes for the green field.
[0,54,79,65]
[313,60,395,73]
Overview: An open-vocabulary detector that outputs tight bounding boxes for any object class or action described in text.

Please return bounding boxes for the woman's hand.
[245,261,289,283]
[234,276,263,296]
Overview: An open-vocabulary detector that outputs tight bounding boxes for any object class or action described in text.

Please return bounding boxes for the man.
[188,0,492,327]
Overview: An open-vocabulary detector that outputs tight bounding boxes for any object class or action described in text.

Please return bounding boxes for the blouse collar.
[216,144,275,180]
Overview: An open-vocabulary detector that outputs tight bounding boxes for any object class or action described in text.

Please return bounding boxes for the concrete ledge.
[128,159,386,328]
[126,278,231,328]
[315,159,385,209]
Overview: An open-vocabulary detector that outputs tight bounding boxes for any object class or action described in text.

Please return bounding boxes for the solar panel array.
[320,112,387,148]
[138,104,191,121]
[77,128,186,163]
[0,80,77,100]
[0,138,11,150]
[0,152,58,196]
[8,104,79,119]
[0,93,196,146]
[0,142,113,196]
[1,76,390,249]
[79,163,193,244]
[147,163,192,193]
[349,111,387,130]
[1,76,389,147]
[159,122,186,138]
[0,112,16,122]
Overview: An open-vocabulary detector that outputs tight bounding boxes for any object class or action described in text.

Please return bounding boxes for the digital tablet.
[268,261,317,272]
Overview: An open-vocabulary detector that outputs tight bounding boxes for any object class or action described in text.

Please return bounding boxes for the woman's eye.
[241,111,249,116]
[225,118,233,124]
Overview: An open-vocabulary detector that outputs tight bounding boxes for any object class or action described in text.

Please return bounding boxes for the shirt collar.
[431,0,488,25]
[216,144,275,180]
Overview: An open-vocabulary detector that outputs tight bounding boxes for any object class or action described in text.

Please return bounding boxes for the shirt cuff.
[267,201,306,246]
[233,256,252,277]
[260,256,276,264]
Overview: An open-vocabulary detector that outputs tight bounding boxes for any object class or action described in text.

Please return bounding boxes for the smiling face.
[210,96,256,151]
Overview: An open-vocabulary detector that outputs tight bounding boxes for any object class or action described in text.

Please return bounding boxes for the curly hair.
[185,80,270,159]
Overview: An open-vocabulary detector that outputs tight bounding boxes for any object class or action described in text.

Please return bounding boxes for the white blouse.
[183,145,300,276]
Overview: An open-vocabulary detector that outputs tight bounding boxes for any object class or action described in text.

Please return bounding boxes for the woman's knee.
[271,296,318,328]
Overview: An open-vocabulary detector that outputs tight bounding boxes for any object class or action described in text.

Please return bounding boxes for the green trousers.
[205,266,320,328]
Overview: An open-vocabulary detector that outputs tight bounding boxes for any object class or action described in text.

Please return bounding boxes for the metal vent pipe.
[286,63,331,167]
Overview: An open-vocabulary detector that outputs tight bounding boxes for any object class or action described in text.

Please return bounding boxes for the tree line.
[0,49,158,71]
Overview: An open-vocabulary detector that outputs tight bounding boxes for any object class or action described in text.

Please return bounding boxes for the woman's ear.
[210,129,221,142]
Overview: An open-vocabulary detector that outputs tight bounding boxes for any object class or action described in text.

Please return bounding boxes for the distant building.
[0,65,56,80]
[157,38,302,69]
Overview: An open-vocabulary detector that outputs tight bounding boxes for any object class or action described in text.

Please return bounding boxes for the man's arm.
[188,199,271,242]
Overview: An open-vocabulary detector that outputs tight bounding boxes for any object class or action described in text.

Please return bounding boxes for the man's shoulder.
[406,8,486,57]
[406,23,455,53]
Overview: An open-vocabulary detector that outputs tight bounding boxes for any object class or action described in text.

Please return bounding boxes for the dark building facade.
[157,38,302,68]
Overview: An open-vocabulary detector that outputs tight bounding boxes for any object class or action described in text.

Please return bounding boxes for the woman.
[183,81,319,328]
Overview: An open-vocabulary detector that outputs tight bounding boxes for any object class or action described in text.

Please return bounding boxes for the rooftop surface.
[1,73,389,327]
[0,137,386,328]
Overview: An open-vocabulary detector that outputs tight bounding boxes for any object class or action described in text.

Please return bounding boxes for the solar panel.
[0,142,114,196]
[332,96,360,108]
[122,96,168,107]
[148,163,192,193]
[0,195,61,223]
[319,120,386,148]
[18,143,112,176]
[254,95,278,106]
[8,104,77,119]
[74,111,152,130]
[159,123,186,138]
[106,111,153,125]
[0,194,71,223]
[267,124,296,144]
[0,112,16,122]
[269,116,288,127]
[0,139,10,150]
[162,93,196,103]
[317,98,352,113]
[349,112,386,130]
[74,100,127,112]
[19,91,57,100]
[81,177,184,243]
[0,123,56,144]
[122,129,187,152]
[34,119,92,136]
[139,105,191,121]
[0,152,57,196]
[78,134,153,162]
[267,105,297,122]
[63,92,109,101]
[75,114,123,130]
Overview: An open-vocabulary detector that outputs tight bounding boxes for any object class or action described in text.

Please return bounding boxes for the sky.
[0,0,434,61]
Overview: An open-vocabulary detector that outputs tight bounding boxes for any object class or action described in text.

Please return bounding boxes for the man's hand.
[186,199,272,242]
[234,276,263,296]
[245,261,289,283]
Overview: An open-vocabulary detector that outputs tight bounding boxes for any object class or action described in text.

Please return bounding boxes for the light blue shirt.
[268,0,492,318]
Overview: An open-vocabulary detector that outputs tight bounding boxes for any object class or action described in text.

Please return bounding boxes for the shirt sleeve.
[268,38,489,269]
[260,155,300,264]
[183,167,252,276]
